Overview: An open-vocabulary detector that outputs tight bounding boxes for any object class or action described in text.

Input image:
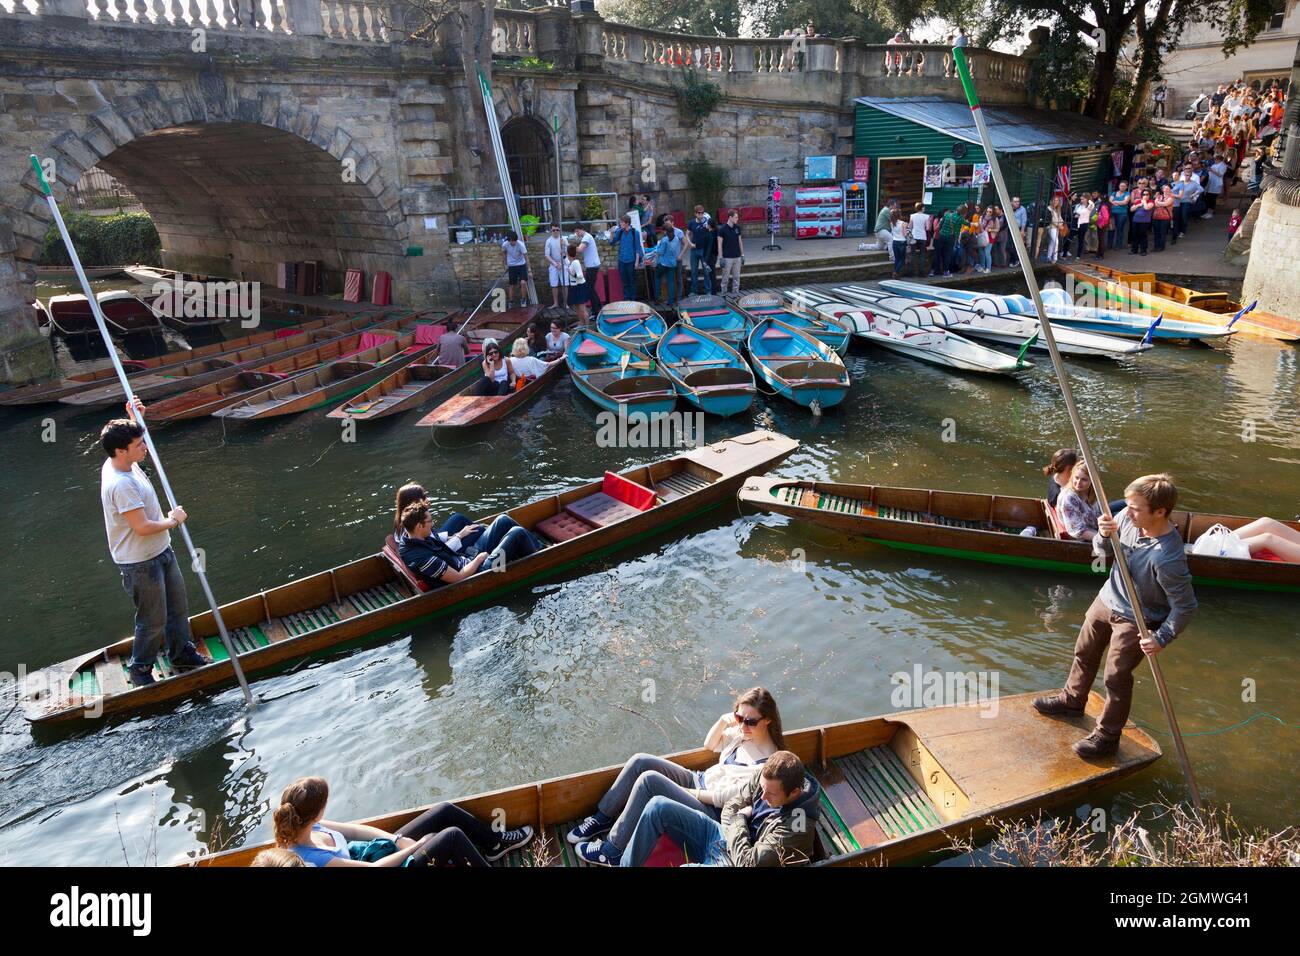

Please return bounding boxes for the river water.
[0,289,1296,866]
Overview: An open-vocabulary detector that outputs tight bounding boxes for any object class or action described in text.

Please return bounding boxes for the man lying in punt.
[398,501,543,588]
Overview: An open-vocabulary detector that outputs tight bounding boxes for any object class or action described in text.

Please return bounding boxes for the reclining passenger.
[620,751,821,867]
[393,481,482,552]
[570,687,783,866]
[1233,516,1300,562]
[399,501,542,587]
[1057,461,1102,541]
[272,775,532,867]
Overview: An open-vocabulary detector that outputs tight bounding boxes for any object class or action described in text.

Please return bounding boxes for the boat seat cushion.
[602,472,657,511]
[576,339,609,357]
[383,534,429,593]
[536,511,597,543]
[683,308,730,317]
[564,491,644,528]
[668,332,698,345]
[761,327,793,340]
[1044,503,1073,540]
[602,312,652,324]
[414,323,448,346]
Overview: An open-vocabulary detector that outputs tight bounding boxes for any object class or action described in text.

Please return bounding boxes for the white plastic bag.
[1191,524,1251,559]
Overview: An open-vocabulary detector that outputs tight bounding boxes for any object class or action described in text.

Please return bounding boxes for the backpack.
[1096,203,1110,229]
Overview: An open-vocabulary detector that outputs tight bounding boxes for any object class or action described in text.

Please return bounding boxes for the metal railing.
[446,191,619,240]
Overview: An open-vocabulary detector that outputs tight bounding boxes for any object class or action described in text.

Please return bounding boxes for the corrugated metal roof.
[854,97,1137,153]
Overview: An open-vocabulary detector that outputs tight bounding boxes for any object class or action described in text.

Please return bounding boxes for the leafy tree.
[598,0,744,36]
[749,0,893,40]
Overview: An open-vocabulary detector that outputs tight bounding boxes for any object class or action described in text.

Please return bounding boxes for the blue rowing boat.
[745,317,849,414]
[676,294,747,348]
[736,292,852,356]
[655,323,756,417]
[565,328,678,417]
[596,301,668,348]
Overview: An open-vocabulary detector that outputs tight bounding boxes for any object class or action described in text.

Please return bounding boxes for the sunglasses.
[734,712,762,728]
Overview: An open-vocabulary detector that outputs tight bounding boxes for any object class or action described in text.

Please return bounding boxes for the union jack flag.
[1054,164,1071,198]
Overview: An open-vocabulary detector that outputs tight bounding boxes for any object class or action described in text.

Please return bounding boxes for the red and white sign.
[853,157,870,182]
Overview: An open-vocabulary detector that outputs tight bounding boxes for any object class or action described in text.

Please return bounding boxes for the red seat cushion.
[602,312,652,325]
[1045,503,1073,541]
[1254,548,1284,562]
[414,323,448,346]
[644,833,688,867]
[536,512,597,543]
[761,327,793,341]
[576,339,609,357]
[565,492,643,528]
[683,308,730,317]
[383,534,429,593]
[668,332,697,345]
[602,472,657,511]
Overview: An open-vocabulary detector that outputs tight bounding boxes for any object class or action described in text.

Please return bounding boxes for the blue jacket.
[610,225,643,265]
[650,235,681,268]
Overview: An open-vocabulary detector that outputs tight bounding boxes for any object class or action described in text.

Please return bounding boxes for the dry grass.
[949,801,1300,867]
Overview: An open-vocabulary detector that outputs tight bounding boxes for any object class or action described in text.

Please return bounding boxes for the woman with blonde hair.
[272,776,533,867]
[570,686,786,866]
[1057,461,1102,541]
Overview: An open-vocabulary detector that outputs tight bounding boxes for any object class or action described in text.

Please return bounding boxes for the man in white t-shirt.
[907,203,930,276]
[501,231,531,308]
[100,399,209,686]
[543,224,569,310]
[574,224,603,312]
[1203,158,1227,218]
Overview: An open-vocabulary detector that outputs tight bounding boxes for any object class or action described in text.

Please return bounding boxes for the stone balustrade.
[0,2,1033,96]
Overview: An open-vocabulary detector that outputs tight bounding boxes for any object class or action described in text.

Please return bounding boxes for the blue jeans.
[476,514,542,567]
[891,240,906,274]
[620,796,732,867]
[689,248,712,294]
[977,244,992,270]
[119,547,193,670]
[617,260,639,302]
[1109,214,1128,248]
[932,235,953,274]
[655,264,677,305]
[596,753,718,850]
[438,513,481,555]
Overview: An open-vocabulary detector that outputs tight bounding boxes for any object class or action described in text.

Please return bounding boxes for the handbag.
[1057,223,1070,238]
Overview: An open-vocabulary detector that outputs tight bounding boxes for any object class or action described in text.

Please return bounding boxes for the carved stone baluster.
[269,0,282,31]
[324,0,339,37]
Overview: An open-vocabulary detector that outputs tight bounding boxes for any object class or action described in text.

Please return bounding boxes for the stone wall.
[1241,190,1300,320]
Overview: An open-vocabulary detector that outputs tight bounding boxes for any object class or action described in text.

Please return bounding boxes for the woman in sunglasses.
[570,686,784,866]
[472,338,513,396]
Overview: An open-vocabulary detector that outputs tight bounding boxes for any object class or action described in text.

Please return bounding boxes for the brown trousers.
[1063,596,1146,739]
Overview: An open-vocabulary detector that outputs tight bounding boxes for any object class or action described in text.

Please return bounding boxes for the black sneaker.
[484,825,534,863]
[170,643,210,671]
[567,814,612,845]
[128,665,156,687]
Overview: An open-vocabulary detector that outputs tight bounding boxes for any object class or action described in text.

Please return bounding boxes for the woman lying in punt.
[568,686,784,866]
[264,776,533,867]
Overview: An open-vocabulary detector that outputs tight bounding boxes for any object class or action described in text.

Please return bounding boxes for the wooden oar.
[951,55,1201,807]
[29,155,255,708]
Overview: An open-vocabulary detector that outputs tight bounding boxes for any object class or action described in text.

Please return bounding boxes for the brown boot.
[1072,731,1119,758]
[1032,693,1085,717]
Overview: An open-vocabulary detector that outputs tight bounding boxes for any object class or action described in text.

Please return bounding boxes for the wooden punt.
[143,320,440,423]
[323,309,537,422]
[213,332,437,421]
[654,322,755,417]
[737,475,1300,593]
[0,310,378,407]
[57,311,409,409]
[414,356,566,429]
[190,690,1159,867]
[566,328,678,416]
[735,291,852,356]
[745,317,849,412]
[44,293,163,338]
[1059,262,1300,343]
[19,430,798,727]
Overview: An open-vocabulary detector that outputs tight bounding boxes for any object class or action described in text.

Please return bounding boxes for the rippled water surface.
[1,312,1296,866]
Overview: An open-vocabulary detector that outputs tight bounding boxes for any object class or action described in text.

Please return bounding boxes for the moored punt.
[190,690,1159,867]
[565,328,678,417]
[676,294,748,348]
[737,475,1300,592]
[143,321,432,423]
[325,360,460,422]
[872,281,1149,358]
[802,296,1027,376]
[1059,261,1300,343]
[595,301,668,348]
[1034,289,1236,342]
[735,291,852,356]
[44,292,163,338]
[20,430,799,727]
[214,331,438,421]
[58,310,412,409]
[654,322,755,417]
[414,355,566,429]
[745,317,849,413]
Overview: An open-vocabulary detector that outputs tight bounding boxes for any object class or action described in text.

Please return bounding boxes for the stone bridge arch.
[0,80,413,382]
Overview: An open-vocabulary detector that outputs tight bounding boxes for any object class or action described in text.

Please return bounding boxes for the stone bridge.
[0,1,1037,383]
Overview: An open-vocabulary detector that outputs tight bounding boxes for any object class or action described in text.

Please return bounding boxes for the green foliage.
[675,69,724,124]
[750,0,892,40]
[1026,21,1091,110]
[497,55,555,70]
[580,188,607,222]
[39,212,160,268]
[599,0,744,36]
[684,157,731,214]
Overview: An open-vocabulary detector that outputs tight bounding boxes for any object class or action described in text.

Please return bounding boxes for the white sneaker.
[1200,212,1214,220]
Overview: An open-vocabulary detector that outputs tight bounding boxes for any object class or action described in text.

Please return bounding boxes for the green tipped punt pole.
[28,155,255,710]
[948,56,1201,808]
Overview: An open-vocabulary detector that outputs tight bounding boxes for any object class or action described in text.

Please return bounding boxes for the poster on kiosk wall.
[796,155,843,240]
